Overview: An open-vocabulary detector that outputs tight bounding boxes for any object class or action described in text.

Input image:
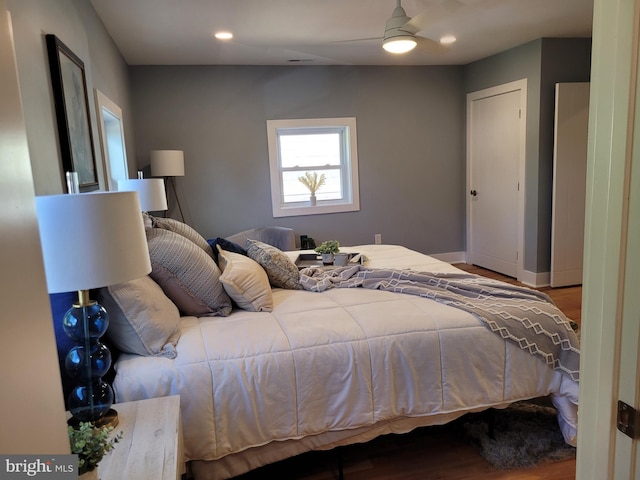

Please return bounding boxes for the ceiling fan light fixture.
[382,35,417,53]
[382,1,417,54]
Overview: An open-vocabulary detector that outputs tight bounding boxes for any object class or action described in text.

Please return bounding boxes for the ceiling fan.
[381,0,462,54]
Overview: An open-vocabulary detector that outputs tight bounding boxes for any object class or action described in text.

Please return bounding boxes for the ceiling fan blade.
[404,0,464,34]
[331,36,383,44]
[415,36,450,54]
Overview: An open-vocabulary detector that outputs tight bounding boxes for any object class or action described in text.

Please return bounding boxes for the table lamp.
[117,172,168,213]
[150,149,185,221]
[36,190,151,427]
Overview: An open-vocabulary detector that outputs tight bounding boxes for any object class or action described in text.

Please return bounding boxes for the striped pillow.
[146,228,232,317]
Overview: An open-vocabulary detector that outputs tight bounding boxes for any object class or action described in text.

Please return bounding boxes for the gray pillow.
[246,239,300,290]
[152,216,214,258]
[147,228,232,317]
[97,276,181,358]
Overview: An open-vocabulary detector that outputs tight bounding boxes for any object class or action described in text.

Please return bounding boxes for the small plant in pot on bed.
[315,240,340,265]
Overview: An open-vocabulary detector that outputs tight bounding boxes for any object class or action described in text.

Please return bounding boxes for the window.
[267,117,360,217]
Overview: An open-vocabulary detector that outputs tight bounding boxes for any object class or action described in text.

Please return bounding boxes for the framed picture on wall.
[46,34,98,191]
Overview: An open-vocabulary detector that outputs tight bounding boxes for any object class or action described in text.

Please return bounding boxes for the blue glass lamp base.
[68,408,118,429]
[63,297,118,428]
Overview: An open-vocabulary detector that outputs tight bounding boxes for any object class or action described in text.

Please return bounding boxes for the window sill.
[272,201,360,218]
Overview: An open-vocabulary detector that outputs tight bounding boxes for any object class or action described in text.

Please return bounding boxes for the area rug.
[461,401,577,470]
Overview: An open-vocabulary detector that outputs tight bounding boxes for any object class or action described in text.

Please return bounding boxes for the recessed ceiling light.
[214,31,233,40]
[440,35,457,45]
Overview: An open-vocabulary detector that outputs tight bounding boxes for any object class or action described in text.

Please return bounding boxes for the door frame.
[466,79,527,281]
[577,0,640,476]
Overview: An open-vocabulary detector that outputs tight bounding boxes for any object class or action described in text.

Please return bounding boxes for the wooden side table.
[98,395,184,480]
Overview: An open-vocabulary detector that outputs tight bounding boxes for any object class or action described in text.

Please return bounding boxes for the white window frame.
[267,117,360,218]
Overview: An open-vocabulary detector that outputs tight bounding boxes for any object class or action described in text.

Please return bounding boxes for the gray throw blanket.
[299,266,580,382]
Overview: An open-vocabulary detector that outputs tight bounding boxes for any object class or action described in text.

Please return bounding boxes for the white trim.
[518,270,550,289]
[576,0,640,477]
[466,79,527,282]
[94,89,129,191]
[266,117,360,218]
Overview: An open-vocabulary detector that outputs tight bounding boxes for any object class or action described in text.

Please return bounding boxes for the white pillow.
[217,246,273,312]
[97,276,181,358]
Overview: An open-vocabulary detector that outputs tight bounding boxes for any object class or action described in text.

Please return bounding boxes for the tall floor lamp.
[36,191,151,426]
[150,150,185,221]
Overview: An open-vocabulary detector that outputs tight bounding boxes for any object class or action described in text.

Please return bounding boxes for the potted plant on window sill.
[298,171,326,206]
[69,421,123,479]
[315,240,340,265]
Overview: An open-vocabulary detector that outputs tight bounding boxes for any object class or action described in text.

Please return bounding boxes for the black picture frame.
[46,34,98,191]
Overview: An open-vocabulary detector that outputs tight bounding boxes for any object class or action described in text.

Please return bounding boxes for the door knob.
[470,190,477,196]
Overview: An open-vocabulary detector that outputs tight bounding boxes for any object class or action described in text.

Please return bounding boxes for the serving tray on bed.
[295,252,363,270]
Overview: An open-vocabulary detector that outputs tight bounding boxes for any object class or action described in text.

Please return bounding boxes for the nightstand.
[98,395,185,480]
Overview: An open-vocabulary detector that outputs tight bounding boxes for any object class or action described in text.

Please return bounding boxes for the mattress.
[113,245,579,479]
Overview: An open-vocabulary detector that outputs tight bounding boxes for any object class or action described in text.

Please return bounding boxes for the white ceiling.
[89,0,593,66]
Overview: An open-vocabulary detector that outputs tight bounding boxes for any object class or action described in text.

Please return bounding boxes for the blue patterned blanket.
[299,266,580,382]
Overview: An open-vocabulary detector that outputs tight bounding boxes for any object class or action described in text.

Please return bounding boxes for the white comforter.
[113,245,579,477]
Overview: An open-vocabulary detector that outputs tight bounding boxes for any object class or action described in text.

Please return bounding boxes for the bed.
[101,219,579,480]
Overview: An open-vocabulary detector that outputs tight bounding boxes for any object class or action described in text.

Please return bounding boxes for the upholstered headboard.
[225,227,296,252]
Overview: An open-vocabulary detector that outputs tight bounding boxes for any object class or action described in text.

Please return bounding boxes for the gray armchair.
[226,226,296,251]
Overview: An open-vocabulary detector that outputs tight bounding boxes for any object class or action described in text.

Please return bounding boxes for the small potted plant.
[315,240,340,265]
[298,171,326,206]
[69,421,123,479]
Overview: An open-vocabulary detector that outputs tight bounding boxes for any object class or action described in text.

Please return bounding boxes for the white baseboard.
[429,251,467,264]
[519,269,550,288]
[428,252,551,288]
[430,251,552,288]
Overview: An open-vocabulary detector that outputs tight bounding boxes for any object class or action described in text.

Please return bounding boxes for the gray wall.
[4,0,138,435]
[130,65,466,255]
[0,0,69,454]
[9,0,591,272]
[8,0,135,195]
[464,38,591,272]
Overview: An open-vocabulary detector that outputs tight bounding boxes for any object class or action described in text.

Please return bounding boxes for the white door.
[550,82,590,287]
[467,80,526,279]
[576,0,640,477]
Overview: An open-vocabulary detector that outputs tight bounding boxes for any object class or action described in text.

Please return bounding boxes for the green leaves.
[315,240,340,254]
[68,422,123,474]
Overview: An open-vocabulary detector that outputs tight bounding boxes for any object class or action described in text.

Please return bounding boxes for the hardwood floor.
[233,264,582,480]
[455,263,583,326]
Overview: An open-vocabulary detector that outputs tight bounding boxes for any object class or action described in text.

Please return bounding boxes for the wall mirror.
[94,89,129,191]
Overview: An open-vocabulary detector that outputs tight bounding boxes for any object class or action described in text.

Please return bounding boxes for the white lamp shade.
[117,178,168,212]
[150,150,185,177]
[35,191,152,293]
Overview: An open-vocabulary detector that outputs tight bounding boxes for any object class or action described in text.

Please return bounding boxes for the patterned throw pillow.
[245,239,301,290]
[146,228,232,317]
[217,246,273,312]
